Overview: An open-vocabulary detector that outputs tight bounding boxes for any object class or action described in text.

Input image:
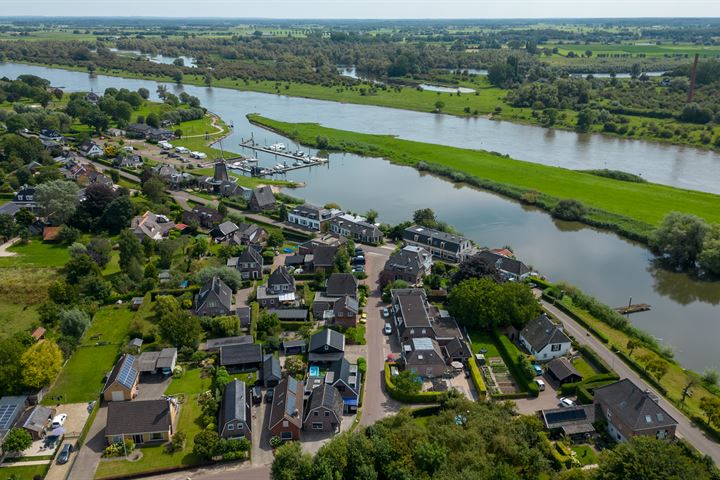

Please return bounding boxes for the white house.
[287,204,340,231]
[519,314,571,361]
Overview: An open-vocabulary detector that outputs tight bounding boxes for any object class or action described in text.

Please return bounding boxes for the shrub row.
[560,373,620,396]
[611,347,668,396]
[279,321,311,331]
[544,293,610,344]
[491,331,540,398]
[383,363,443,404]
[689,414,720,443]
[250,301,259,341]
[149,286,200,301]
[467,354,487,398]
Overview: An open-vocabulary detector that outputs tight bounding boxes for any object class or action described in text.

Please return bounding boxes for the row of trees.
[650,212,720,276]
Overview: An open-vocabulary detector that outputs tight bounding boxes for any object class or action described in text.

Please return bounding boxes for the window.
[237,424,243,430]
[151,432,163,441]
[314,411,319,416]
[227,424,234,431]
[282,420,289,427]
[312,423,323,430]
[551,344,562,352]
[324,411,330,417]
[281,431,293,440]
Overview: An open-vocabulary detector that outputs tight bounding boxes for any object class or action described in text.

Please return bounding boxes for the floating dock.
[615,304,651,315]
[238,140,328,176]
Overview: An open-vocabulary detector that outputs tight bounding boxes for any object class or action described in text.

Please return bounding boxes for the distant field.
[0,303,38,339]
[547,43,720,57]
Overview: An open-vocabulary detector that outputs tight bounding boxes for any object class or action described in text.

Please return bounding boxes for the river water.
[1,63,718,371]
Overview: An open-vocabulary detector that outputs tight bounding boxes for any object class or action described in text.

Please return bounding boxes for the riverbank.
[9,60,720,152]
[248,114,720,243]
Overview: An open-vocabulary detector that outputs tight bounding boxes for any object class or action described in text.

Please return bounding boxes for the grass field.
[468,330,501,357]
[1,240,70,267]
[0,303,39,339]
[571,445,598,466]
[547,43,720,57]
[0,464,50,480]
[571,357,597,378]
[164,368,211,396]
[84,306,135,345]
[249,115,720,230]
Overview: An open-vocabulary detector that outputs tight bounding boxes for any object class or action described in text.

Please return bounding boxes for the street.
[542,298,720,464]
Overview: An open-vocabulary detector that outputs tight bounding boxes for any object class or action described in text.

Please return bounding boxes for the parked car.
[352,265,365,273]
[251,387,262,405]
[57,444,72,464]
[384,323,392,335]
[351,256,365,265]
[382,308,389,317]
[359,312,367,324]
[265,387,274,403]
[532,364,543,376]
[159,149,170,155]
[354,247,363,255]
[51,413,67,428]
[535,379,546,391]
[559,397,575,408]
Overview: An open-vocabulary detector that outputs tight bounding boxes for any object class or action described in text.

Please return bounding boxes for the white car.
[158,141,173,149]
[51,413,68,428]
[175,146,190,154]
[559,397,575,408]
[382,308,389,318]
[384,323,392,335]
[190,151,207,159]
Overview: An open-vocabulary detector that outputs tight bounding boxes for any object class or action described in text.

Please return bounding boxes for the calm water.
[2,62,718,371]
[109,48,197,68]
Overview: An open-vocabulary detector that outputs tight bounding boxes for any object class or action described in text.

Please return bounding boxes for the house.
[210,221,239,242]
[257,267,296,308]
[268,377,304,441]
[103,354,139,402]
[220,343,263,372]
[105,398,178,445]
[84,92,101,104]
[153,164,193,190]
[227,248,263,281]
[328,358,361,412]
[268,309,309,322]
[308,329,345,363]
[326,273,358,299]
[116,154,144,169]
[78,140,103,158]
[390,289,463,343]
[474,250,531,281]
[402,225,473,263]
[594,379,677,442]
[39,128,63,143]
[331,296,359,328]
[194,277,233,317]
[303,384,343,433]
[298,235,346,255]
[287,204,340,231]
[380,246,433,287]
[309,246,338,273]
[281,339,307,356]
[131,297,144,311]
[541,405,597,440]
[248,186,276,212]
[546,357,583,385]
[227,223,267,246]
[312,273,359,326]
[441,337,472,364]
[329,214,384,244]
[519,314,571,361]
[130,212,176,241]
[199,161,239,196]
[237,307,251,329]
[137,348,178,376]
[182,205,223,229]
[125,123,174,142]
[284,254,312,270]
[106,127,126,137]
[219,380,252,441]
[18,405,54,441]
[199,335,253,352]
[262,354,282,387]
[402,337,448,378]
[0,396,28,451]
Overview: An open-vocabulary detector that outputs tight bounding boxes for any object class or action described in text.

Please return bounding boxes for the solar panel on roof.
[0,403,20,430]
[545,409,588,424]
[117,355,138,389]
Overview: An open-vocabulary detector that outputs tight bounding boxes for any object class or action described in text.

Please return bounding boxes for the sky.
[3,0,720,19]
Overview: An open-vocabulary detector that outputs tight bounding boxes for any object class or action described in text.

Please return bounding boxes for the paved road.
[142,465,271,480]
[542,298,720,464]
[69,405,108,480]
[359,244,402,426]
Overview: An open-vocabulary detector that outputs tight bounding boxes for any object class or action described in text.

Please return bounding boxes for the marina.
[237,139,329,176]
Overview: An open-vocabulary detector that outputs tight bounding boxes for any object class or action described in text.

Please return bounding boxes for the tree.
[702,369,719,386]
[142,177,166,204]
[0,338,26,396]
[414,441,447,475]
[159,311,201,348]
[146,112,160,128]
[639,354,669,381]
[60,308,90,339]
[595,436,714,480]
[700,397,720,426]
[64,253,101,283]
[21,340,63,389]
[192,430,220,461]
[87,237,112,267]
[34,180,80,225]
[272,441,313,480]
[118,229,144,271]
[257,312,281,340]
[82,183,117,220]
[365,209,379,223]
[552,199,587,221]
[412,208,437,228]
[285,356,306,379]
[393,370,422,395]
[650,212,708,269]
[434,100,445,112]
[2,428,32,454]
[626,339,640,356]
[267,230,284,248]
[0,214,16,241]
[452,254,499,284]
[101,196,135,234]
[698,224,720,276]
[137,87,149,100]
[190,236,209,258]
[575,108,597,132]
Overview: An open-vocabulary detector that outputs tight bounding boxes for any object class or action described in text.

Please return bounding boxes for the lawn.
[468,330,500,357]
[249,115,720,229]
[165,368,211,396]
[84,306,135,345]
[43,344,119,404]
[0,240,70,267]
[94,395,204,479]
[0,464,50,480]
[0,303,39,339]
[571,357,597,379]
[571,445,598,466]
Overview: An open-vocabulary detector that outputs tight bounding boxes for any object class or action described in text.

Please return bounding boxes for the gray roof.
[546,357,582,382]
[19,405,53,433]
[309,329,345,354]
[311,246,337,267]
[403,225,469,253]
[156,348,177,369]
[520,315,571,352]
[214,221,239,237]
[106,399,174,436]
[268,267,294,288]
[105,354,138,391]
[474,250,530,277]
[594,379,677,431]
[334,295,359,315]
[268,377,303,431]
[384,246,431,276]
[290,203,329,221]
[220,343,263,367]
[330,358,360,393]
[405,337,445,366]
[267,309,308,321]
[263,354,282,383]
[203,335,253,351]
[0,396,27,431]
[542,405,597,431]
[251,186,276,209]
[129,338,143,348]
[221,380,249,427]
[326,273,358,297]
[394,289,432,328]
[304,384,343,423]
[137,351,160,373]
[237,247,263,266]
[196,276,233,312]
[236,307,251,327]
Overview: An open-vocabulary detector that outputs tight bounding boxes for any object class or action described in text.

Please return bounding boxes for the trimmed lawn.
[1,241,70,267]
[165,368,211,396]
[44,344,119,404]
[468,330,500,357]
[572,357,597,378]
[84,306,135,345]
[571,445,598,466]
[94,395,204,478]
[0,464,50,480]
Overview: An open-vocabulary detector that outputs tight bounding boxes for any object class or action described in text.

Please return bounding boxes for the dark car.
[57,443,72,464]
[265,387,275,403]
[251,386,262,405]
[354,247,363,255]
[351,256,365,265]
[159,149,170,155]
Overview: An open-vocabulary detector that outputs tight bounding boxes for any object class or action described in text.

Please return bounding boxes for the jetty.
[614,303,651,315]
[237,140,329,177]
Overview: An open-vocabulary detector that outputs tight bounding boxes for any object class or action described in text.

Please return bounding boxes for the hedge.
[492,392,530,400]
[467,354,487,399]
[384,363,443,404]
[560,373,620,395]
[250,301,259,340]
[280,321,312,331]
[150,286,200,301]
[491,331,539,398]
[544,294,610,344]
[611,347,668,396]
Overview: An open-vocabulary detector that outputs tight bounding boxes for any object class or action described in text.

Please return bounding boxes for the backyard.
[0,464,50,480]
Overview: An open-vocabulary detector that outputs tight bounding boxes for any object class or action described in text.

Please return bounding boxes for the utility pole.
[687,53,699,103]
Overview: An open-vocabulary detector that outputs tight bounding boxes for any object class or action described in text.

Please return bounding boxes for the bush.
[384,363,443,403]
[467,355,487,396]
[551,199,587,221]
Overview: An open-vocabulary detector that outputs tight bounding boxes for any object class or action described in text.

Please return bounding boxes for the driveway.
[359,244,403,426]
[251,390,274,467]
[137,375,172,400]
[66,404,108,480]
[301,415,353,455]
[541,297,720,464]
[514,373,563,415]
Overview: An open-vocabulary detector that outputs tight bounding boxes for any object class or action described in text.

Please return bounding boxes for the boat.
[293,161,304,166]
[268,143,287,152]
[246,157,258,163]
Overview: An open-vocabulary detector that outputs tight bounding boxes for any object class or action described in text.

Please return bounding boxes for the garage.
[111,391,125,402]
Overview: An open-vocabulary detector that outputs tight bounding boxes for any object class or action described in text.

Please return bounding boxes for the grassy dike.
[247,114,720,243]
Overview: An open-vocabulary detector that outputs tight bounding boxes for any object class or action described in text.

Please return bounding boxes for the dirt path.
[0,237,19,257]
[182,113,226,139]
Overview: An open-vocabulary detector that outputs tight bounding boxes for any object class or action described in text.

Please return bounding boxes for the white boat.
[268,143,287,152]
[293,161,304,166]
[246,157,258,163]
[302,158,313,164]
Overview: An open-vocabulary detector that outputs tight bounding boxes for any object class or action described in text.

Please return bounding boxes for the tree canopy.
[21,340,63,389]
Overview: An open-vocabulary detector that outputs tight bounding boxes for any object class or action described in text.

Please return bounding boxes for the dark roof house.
[194,277,233,317]
[262,354,282,387]
[326,273,358,298]
[519,314,571,361]
[105,399,178,445]
[220,343,263,372]
[303,384,344,433]
[309,329,345,362]
[268,377,304,441]
[474,250,531,280]
[546,357,583,385]
[219,380,252,440]
[249,186,276,212]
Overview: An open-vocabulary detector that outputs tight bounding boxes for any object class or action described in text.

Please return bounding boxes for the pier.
[237,140,329,177]
[615,303,651,315]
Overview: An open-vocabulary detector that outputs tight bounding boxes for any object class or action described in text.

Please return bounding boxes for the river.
[1,63,718,372]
